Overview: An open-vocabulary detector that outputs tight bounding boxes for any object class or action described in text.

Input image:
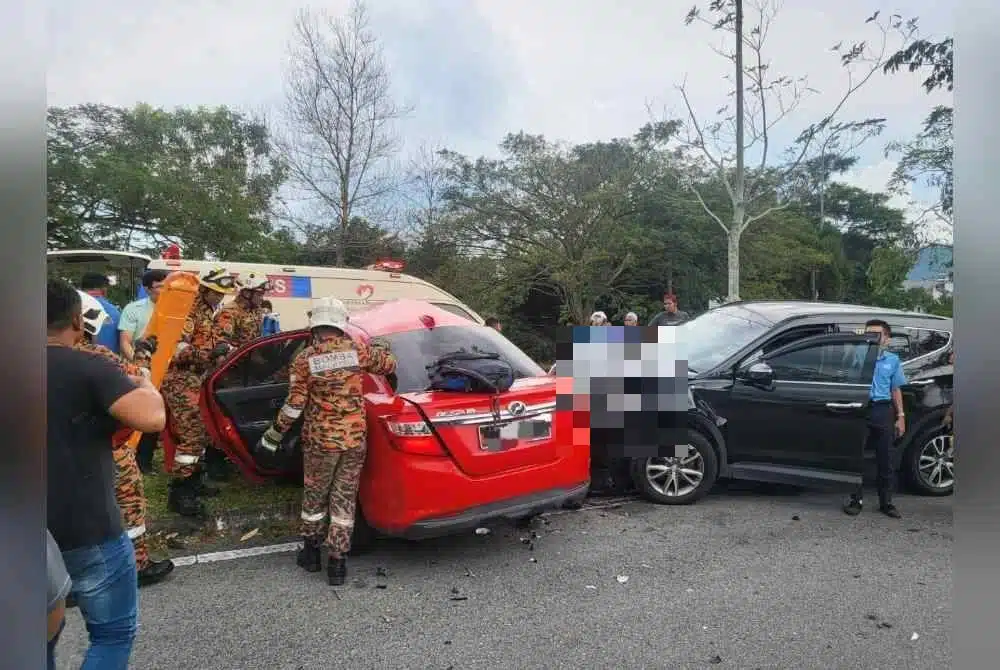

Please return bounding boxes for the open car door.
[199,331,311,483]
[46,249,151,305]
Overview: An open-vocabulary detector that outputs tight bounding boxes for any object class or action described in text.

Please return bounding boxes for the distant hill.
[907,245,953,281]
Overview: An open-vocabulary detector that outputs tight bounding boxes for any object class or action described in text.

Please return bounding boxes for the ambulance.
[47,247,484,330]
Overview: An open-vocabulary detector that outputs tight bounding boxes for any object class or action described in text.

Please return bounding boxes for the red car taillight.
[381,415,447,457]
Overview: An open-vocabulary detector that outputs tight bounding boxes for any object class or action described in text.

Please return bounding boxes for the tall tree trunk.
[338,192,349,266]
[728,0,746,303]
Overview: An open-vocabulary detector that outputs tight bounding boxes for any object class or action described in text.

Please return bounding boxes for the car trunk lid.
[401,376,558,477]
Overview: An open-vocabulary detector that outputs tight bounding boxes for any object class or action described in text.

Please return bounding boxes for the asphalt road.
[54,487,952,670]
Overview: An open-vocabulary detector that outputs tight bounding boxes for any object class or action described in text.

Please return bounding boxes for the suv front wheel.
[904,422,955,496]
[631,429,719,505]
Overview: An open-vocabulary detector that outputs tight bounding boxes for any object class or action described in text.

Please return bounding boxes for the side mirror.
[744,361,774,387]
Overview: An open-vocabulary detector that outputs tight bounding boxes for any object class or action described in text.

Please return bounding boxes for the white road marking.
[168,498,637,567]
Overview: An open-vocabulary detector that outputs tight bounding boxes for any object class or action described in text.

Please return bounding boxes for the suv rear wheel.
[904,422,954,496]
[631,428,718,505]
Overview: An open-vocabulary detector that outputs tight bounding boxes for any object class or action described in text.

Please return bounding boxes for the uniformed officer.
[256,297,396,586]
[74,291,175,585]
[162,267,238,516]
[844,319,907,518]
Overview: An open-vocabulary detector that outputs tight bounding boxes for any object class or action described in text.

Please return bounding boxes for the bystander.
[47,279,167,668]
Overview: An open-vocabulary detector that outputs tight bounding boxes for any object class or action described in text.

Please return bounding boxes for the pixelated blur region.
[555,326,688,459]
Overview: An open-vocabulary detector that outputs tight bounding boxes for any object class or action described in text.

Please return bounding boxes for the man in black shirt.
[47,280,167,669]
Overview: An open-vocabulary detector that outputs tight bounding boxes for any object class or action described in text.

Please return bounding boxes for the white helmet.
[78,290,110,338]
[240,272,271,292]
[309,297,349,331]
[589,311,609,326]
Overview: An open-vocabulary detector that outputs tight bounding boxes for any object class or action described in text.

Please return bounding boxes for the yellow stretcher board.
[122,271,200,450]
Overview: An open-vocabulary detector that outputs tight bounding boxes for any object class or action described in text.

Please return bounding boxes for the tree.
[278,0,412,266]
[883,30,953,230]
[439,128,677,324]
[47,103,286,258]
[675,1,909,301]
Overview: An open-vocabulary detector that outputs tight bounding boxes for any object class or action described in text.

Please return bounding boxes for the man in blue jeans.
[47,279,167,669]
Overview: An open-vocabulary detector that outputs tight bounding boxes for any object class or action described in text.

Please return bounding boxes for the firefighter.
[74,291,175,586]
[204,272,272,482]
[162,267,238,517]
[218,272,270,349]
[255,297,396,586]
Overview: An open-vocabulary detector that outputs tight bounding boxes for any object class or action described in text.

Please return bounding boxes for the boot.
[327,553,347,586]
[296,537,322,573]
[878,491,901,518]
[204,448,233,482]
[843,494,863,516]
[138,559,175,587]
[191,470,221,498]
[136,434,156,474]
[168,478,206,517]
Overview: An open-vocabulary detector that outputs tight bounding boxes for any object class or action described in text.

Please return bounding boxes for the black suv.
[625,301,954,505]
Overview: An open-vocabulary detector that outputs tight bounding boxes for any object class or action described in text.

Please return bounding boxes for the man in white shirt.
[118,269,169,361]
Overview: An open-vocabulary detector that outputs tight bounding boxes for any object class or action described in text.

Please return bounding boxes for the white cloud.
[45,0,952,168]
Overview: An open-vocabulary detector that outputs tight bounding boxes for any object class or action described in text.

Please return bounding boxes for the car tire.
[904,423,954,496]
[631,428,719,505]
[348,505,377,555]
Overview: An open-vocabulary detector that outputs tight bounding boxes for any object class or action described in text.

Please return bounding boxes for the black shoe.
[296,537,322,573]
[879,503,901,519]
[327,555,347,586]
[843,498,863,516]
[138,559,175,587]
[168,479,206,518]
[191,475,221,498]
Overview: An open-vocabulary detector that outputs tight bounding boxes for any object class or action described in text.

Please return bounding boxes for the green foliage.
[47,103,286,258]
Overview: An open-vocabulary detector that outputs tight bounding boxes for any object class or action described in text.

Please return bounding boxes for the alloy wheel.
[918,434,954,490]
[645,446,705,497]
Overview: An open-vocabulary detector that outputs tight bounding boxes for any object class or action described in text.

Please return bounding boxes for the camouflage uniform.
[162,297,225,480]
[272,334,396,556]
[216,296,265,350]
[74,343,156,571]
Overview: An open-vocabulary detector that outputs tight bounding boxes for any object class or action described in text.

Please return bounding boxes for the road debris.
[791,515,801,521]
[239,528,260,542]
[709,655,723,664]
[616,575,629,584]
[475,527,491,536]
[585,585,597,590]
[911,632,919,641]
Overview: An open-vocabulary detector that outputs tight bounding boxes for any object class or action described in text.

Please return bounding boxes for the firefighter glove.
[258,425,284,454]
[134,335,159,357]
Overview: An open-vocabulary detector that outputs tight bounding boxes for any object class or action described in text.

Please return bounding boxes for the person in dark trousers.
[844,319,907,518]
[47,279,167,668]
[647,293,689,326]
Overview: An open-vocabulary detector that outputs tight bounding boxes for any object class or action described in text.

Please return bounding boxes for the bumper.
[387,482,590,541]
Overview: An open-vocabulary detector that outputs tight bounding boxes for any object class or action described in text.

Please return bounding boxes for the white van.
[48,250,484,331]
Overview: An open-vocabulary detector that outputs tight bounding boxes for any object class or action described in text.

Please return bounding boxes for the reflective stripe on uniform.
[127,525,147,540]
[301,510,326,523]
[329,514,354,528]
[174,454,200,465]
[280,405,302,420]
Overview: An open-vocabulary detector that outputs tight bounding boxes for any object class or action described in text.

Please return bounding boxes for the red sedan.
[166,300,589,547]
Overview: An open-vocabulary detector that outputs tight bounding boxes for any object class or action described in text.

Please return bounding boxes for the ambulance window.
[430,303,476,322]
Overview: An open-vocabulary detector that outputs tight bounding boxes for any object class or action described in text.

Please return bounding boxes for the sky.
[47,0,953,241]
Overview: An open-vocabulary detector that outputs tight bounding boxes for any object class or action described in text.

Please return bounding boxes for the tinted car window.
[215,337,307,389]
[383,325,545,393]
[768,342,869,384]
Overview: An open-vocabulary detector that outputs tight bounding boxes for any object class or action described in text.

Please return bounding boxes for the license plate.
[479,413,552,452]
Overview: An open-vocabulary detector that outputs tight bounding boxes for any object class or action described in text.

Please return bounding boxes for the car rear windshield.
[383,325,546,393]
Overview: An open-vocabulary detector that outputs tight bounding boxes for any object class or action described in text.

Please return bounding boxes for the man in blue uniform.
[844,319,907,518]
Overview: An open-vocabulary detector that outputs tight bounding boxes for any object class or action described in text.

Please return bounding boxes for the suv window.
[384,325,545,393]
[214,337,308,389]
[767,341,870,384]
